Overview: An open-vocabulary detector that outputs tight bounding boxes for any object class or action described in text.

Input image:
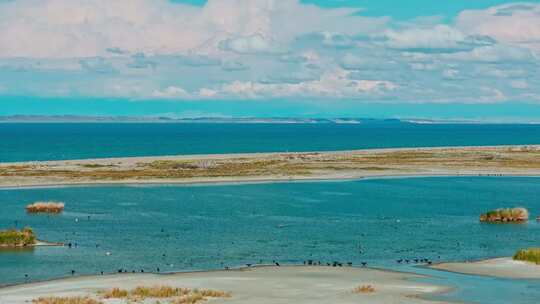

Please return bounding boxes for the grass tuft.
[513,248,540,264]
[32,296,102,304]
[26,202,65,214]
[353,285,376,294]
[101,287,128,299]
[100,285,231,303]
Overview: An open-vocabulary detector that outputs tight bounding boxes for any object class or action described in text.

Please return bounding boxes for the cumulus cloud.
[152,86,190,99]
[208,69,397,99]
[384,25,494,53]
[456,3,540,51]
[0,0,538,103]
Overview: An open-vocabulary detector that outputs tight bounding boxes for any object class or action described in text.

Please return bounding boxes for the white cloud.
[208,69,396,99]
[152,86,190,99]
[384,25,493,52]
[456,3,540,51]
[0,0,387,58]
[510,80,529,89]
[0,0,538,103]
[219,34,279,54]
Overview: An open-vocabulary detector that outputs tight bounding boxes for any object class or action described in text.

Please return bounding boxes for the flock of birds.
[20,221,437,282]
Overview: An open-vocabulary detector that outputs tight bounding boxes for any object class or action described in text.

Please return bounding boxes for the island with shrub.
[0,227,62,248]
[480,207,529,223]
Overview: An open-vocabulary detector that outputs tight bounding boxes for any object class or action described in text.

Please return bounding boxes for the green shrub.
[0,227,36,247]
[513,248,540,264]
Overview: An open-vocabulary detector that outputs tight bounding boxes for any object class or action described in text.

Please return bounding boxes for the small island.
[26,202,65,214]
[0,227,36,247]
[514,248,540,265]
[479,207,529,223]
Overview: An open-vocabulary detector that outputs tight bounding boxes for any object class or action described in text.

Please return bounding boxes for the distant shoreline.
[1,145,540,188]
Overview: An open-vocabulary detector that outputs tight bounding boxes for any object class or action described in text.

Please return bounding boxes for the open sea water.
[1,123,540,303]
[0,177,539,303]
[1,123,540,162]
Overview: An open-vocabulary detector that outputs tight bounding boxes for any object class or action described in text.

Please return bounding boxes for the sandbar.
[0,266,451,303]
[431,258,540,279]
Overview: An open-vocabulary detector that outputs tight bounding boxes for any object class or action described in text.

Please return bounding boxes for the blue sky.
[0,0,539,120]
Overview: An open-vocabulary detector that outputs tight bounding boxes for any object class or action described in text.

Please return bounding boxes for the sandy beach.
[1,145,540,188]
[431,258,540,279]
[0,266,450,304]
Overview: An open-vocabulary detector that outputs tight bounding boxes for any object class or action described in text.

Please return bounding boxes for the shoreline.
[0,265,453,304]
[4,144,540,165]
[1,172,540,190]
[1,144,540,189]
[430,257,540,279]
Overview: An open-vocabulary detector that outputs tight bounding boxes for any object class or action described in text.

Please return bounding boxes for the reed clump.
[101,286,231,303]
[101,287,128,298]
[0,227,36,247]
[480,207,529,223]
[32,296,102,304]
[26,201,65,214]
[353,285,375,294]
[513,248,540,264]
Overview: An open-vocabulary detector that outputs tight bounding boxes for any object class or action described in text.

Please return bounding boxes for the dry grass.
[2,146,540,185]
[101,287,128,298]
[26,202,65,214]
[32,297,102,304]
[514,248,540,264]
[480,207,529,223]
[353,285,376,294]
[100,286,231,303]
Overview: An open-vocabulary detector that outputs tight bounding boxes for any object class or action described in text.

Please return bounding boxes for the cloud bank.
[0,0,538,103]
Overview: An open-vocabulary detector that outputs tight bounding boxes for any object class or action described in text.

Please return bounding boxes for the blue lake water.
[1,123,540,162]
[0,177,539,303]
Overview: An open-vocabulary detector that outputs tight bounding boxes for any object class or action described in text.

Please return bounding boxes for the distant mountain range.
[0,115,529,124]
[0,115,405,124]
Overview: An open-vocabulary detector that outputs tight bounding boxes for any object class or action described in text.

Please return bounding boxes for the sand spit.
[1,145,540,188]
[0,266,451,304]
[431,258,540,279]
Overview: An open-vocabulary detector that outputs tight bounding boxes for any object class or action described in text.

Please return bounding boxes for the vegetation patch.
[26,201,65,214]
[514,248,540,264]
[353,284,375,294]
[480,207,529,223]
[101,285,231,303]
[0,227,36,247]
[32,296,102,304]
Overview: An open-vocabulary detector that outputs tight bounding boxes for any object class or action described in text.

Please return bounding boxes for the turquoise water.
[0,177,539,303]
[2,123,540,162]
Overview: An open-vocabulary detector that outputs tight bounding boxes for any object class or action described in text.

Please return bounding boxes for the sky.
[0,0,539,120]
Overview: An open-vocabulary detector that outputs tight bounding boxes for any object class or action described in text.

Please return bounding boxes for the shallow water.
[2,123,540,162]
[412,266,540,304]
[1,177,539,303]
